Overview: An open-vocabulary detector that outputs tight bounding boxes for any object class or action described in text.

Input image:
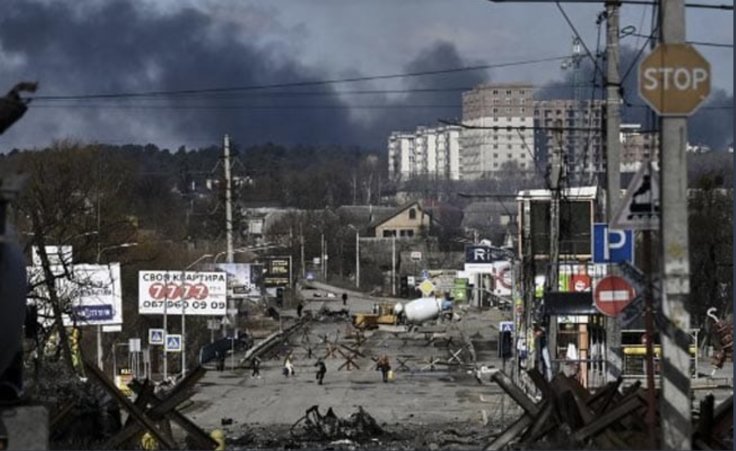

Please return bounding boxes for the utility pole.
[604,0,623,384]
[392,234,397,296]
[545,119,564,372]
[224,134,234,263]
[355,230,360,289]
[659,0,692,448]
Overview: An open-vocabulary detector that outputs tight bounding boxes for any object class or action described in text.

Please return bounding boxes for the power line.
[555,2,606,80]
[30,55,569,101]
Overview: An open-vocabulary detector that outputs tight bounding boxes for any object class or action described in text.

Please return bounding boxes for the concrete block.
[1,405,48,450]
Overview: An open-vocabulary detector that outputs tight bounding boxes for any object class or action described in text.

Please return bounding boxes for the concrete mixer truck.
[394,297,454,325]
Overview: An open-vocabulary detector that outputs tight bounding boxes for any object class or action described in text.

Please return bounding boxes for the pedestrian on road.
[342,293,348,306]
[215,350,225,371]
[297,302,304,318]
[376,355,391,383]
[283,355,295,377]
[251,356,261,379]
[314,359,327,385]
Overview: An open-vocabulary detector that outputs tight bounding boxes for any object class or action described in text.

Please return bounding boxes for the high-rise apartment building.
[532,99,605,184]
[620,123,659,172]
[387,125,461,182]
[460,83,535,179]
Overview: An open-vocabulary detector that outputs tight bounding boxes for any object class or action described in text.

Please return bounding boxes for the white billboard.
[28,263,123,326]
[138,271,227,316]
[213,262,263,298]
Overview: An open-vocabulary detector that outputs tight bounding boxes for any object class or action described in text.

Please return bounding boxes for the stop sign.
[638,43,711,116]
[593,276,636,317]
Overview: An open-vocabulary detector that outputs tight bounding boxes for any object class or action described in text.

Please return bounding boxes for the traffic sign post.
[148,328,165,346]
[593,276,636,317]
[593,223,634,263]
[611,161,660,231]
[418,279,435,297]
[165,334,182,352]
[638,43,711,116]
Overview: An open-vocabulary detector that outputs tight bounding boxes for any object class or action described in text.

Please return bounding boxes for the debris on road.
[290,405,385,443]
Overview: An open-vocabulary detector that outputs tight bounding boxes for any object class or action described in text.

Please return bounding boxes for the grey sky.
[0,0,732,151]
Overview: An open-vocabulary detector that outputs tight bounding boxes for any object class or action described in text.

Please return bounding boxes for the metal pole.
[392,234,396,296]
[300,233,305,279]
[659,0,692,447]
[643,228,657,449]
[605,0,624,384]
[97,325,103,371]
[163,271,168,382]
[224,134,234,263]
[181,270,186,378]
[355,231,360,288]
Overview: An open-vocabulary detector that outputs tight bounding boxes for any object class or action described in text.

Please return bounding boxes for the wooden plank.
[526,368,554,399]
[490,370,540,416]
[83,360,177,450]
[521,401,554,444]
[129,381,218,451]
[571,396,643,443]
[484,414,533,451]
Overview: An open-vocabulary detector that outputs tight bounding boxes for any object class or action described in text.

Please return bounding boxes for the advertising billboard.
[212,263,263,298]
[263,256,291,287]
[138,271,227,315]
[28,263,123,326]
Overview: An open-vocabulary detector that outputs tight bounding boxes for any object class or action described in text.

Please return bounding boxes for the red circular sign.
[593,276,636,317]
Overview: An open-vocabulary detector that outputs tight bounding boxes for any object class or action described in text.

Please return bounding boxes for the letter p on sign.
[639,43,710,116]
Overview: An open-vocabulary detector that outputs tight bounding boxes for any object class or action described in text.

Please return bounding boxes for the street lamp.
[180,253,215,378]
[96,242,138,371]
[347,224,360,289]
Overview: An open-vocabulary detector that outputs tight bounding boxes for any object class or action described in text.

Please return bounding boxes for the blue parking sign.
[593,223,634,263]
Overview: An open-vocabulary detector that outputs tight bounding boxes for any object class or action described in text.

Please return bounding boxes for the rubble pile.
[290,405,385,443]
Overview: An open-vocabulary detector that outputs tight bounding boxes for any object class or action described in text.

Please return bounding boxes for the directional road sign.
[594,276,637,317]
[165,334,182,352]
[611,161,659,231]
[593,223,634,263]
[148,328,165,345]
[639,43,710,116]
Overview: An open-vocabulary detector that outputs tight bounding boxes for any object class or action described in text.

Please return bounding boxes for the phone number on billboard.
[140,300,226,310]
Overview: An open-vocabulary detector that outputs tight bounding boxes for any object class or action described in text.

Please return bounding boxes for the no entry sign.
[593,276,636,317]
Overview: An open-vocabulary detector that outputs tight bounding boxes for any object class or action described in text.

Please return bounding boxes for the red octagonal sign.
[593,276,636,317]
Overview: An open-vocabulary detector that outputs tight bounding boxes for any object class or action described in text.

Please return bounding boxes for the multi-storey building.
[532,99,605,184]
[460,83,535,179]
[387,125,461,182]
[620,124,659,172]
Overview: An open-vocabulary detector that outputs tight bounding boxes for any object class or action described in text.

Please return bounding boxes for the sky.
[0,0,732,152]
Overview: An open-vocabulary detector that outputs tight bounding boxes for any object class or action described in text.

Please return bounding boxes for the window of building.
[383,230,395,238]
[492,108,498,113]
[493,145,498,149]
[508,144,512,149]
[507,153,512,158]
[494,117,498,122]
[492,90,498,94]
[494,162,499,167]
[506,90,512,95]
[408,208,417,220]
[494,153,499,158]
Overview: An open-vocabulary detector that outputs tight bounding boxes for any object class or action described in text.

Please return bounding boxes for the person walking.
[376,355,391,383]
[342,293,348,307]
[314,359,327,385]
[296,302,304,318]
[283,355,295,377]
[251,356,261,379]
[215,350,225,372]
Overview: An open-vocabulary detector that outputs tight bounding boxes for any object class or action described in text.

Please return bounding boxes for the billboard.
[263,256,291,287]
[138,271,227,315]
[28,263,123,326]
[464,245,507,272]
[213,263,263,298]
